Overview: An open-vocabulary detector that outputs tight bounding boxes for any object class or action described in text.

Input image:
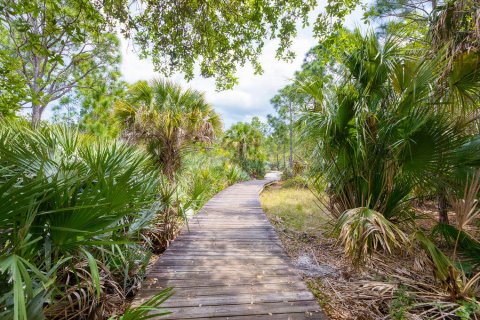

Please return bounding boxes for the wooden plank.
[160,252,288,258]
[167,242,284,250]
[137,283,310,299]
[154,258,288,267]
[146,269,297,279]
[189,314,326,320]
[163,300,321,319]
[160,291,315,307]
[143,276,303,289]
[149,265,296,272]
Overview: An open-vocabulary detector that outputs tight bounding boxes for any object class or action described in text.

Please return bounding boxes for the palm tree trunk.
[438,191,449,224]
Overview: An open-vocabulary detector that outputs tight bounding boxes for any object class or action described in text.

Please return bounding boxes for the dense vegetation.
[223,121,267,178]
[1,0,479,319]
[0,118,252,319]
[263,0,480,318]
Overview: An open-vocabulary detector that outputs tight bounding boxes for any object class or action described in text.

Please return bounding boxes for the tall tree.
[1,0,119,126]
[51,34,127,138]
[267,114,288,170]
[250,116,269,136]
[0,48,26,117]
[223,122,263,163]
[1,0,366,120]
[131,0,362,90]
[270,84,304,171]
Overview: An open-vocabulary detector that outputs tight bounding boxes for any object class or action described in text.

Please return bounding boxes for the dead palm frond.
[336,207,410,264]
[450,170,480,232]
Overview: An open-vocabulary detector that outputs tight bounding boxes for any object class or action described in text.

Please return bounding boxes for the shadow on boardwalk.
[134,173,327,319]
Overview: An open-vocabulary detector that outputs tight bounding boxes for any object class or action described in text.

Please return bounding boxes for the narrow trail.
[134,174,326,319]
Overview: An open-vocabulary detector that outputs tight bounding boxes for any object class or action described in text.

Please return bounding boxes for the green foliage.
[225,164,250,185]
[180,149,249,208]
[414,230,457,284]
[0,0,367,98]
[389,287,414,320]
[282,176,309,189]
[112,288,173,320]
[50,34,127,138]
[0,0,119,125]
[131,0,362,89]
[115,79,221,179]
[0,37,25,117]
[240,159,266,179]
[433,223,480,271]
[299,29,479,221]
[266,114,289,170]
[0,121,161,319]
[223,121,267,178]
[455,299,480,320]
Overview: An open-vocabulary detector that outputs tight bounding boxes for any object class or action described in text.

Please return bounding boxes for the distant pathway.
[134,173,326,319]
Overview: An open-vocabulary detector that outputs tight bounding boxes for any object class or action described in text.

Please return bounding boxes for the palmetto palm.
[0,121,160,319]
[223,122,263,161]
[223,122,266,178]
[115,79,221,179]
[299,29,480,221]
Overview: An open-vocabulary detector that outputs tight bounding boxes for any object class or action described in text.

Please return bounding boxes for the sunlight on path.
[134,177,326,319]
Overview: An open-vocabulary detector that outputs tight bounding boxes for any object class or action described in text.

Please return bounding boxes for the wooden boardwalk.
[134,177,326,319]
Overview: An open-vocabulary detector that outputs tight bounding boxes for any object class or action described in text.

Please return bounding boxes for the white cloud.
[119,3,369,128]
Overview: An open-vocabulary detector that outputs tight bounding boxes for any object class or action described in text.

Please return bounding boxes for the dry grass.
[260,182,327,233]
[260,181,480,320]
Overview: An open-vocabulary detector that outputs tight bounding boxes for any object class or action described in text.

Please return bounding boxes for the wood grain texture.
[133,178,327,319]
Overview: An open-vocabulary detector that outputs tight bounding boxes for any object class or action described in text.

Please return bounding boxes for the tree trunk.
[283,143,286,170]
[31,105,43,128]
[289,103,293,170]
[276,144,280,170]
[438,192,449,224]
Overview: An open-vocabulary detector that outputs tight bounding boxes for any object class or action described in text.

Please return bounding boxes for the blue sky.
[120,4,369,128]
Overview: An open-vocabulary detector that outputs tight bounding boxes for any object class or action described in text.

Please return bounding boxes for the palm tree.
[115,79,222,179]
[223,122,266,178]
[223,122,263,161]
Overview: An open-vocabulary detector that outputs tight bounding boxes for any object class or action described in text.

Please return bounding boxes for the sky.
[119,5,368,129]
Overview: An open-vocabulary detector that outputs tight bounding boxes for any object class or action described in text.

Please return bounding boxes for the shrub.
[0,122,161,319]
[282,176,309,188]
[240,159,266,179]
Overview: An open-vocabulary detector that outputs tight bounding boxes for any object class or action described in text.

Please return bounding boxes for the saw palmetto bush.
[0,122,166,319]
[299,29,480,263]
[180,149,249,206]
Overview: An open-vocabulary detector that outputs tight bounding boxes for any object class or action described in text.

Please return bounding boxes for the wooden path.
[134,177,326,319]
